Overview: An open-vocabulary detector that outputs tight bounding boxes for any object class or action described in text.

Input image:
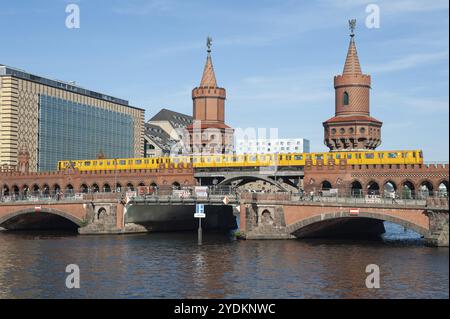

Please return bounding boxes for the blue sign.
[196,204,205,214]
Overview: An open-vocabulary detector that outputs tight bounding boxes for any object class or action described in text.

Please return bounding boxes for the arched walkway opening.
[350,180,363,197]
[126,183,135,191]
[320,180,332,191]
[172,182,181,190]
[383,181,397,198]
[367,181,380,196]
[103,183,111,193]
[65,184,74,197]
[80,184,89,193]
[419,181,433,198]
[12,185,20,197]
[22,185,29,197]
[115,183,122,193]
[32,184,40,196]
[42,184,50,197]
[91,183,100,193]
[401,181,415,199]
[438,181,448,197]
[53,184,61,193]
[0,209,81,231]
[2,185,10,197]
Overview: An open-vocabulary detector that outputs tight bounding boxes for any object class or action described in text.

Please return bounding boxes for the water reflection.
[0,224,448,299]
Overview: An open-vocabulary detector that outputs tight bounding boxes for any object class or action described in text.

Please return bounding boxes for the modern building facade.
[323,21,382,151]
[0,65,145,171]
[235,138,310,155]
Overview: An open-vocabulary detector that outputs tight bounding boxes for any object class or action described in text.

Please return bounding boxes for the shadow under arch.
[286,211,429,238]
[0,208,82,231]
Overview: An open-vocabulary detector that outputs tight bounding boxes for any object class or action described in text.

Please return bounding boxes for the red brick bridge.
[239,193,449,247]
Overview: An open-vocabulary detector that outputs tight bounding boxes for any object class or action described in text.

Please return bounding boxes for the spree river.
[0,223,448,299]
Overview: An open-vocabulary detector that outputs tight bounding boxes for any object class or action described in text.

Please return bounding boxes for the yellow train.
[57,150,423,171]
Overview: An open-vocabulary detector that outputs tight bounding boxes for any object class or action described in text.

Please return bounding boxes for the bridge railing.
[242,191,449,208]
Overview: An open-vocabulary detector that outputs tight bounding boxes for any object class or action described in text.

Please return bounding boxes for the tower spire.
[343,19,362,76]
[200,36,217,87]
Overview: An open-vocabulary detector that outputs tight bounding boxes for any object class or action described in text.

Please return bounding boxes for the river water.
[0,223,448,299]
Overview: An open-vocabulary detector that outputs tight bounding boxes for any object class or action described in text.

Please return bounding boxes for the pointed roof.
[200,53,218,87]
[343,36,362,76]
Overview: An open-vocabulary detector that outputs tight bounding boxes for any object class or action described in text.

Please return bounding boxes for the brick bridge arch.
[218,175,289,191]
[284,210,429,237]
[0,207,83,228]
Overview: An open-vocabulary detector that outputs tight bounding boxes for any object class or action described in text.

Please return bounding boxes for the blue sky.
[1,0,448,160]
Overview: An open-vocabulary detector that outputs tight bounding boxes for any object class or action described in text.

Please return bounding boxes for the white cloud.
[368,51,449,73]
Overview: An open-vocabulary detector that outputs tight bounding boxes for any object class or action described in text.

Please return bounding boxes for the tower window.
[343,92,349,105]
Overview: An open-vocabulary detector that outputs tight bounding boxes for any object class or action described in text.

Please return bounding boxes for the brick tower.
[323,20,382,151]
[187,37,234,154]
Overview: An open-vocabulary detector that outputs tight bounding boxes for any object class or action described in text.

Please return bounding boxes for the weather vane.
[206,36,212,54]
[349,19,356,37]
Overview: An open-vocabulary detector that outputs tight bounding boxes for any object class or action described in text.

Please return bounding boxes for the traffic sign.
[349,208,360,216]
[196,204,205,214]
[194,213,206,218]
[223,196,230,205]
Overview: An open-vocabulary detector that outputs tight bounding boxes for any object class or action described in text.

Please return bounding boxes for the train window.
[207,158,211,163]
[216,157,221,162]
[347,154,352,159]
[388,153,397,158]
[365,153,374,159]
[135,160,142,165]
[315,154,323,160]
[279,155,283,161]
[128,160,132,164]
[84,161,91,166]
[93,161,97,165]
[119,160,126,165]
[294,155,303,160]
[156,159,159,164]
[336,154,341,159]
[107,161,111,165]
[378,153,384,158]
[419,151,423,158]
[412,152,416,158]
[113,160,117,165]
[401,153,406,158]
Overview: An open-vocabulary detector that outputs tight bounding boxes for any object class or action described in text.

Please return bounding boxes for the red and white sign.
[223,196,230,205]
[349,208,360,216]
[35,206,42,213]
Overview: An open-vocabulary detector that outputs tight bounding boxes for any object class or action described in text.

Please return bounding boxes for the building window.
[340,128,345,134]
[360,127,366,134]
[343,92,349,105]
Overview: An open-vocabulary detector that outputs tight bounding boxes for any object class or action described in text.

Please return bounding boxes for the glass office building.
[38,95,134,171]
[0,64,145,171]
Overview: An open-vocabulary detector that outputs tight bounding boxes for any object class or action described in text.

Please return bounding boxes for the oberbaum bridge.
[0,23,448,246]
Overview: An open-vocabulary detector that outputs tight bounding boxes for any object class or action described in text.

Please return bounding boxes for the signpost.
[195,204,205,245]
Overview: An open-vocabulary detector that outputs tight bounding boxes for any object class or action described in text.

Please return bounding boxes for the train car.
[57,149,423,172]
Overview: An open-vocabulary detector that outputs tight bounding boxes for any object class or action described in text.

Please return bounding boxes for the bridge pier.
[424,210,449,247]
[78,201,125,234]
